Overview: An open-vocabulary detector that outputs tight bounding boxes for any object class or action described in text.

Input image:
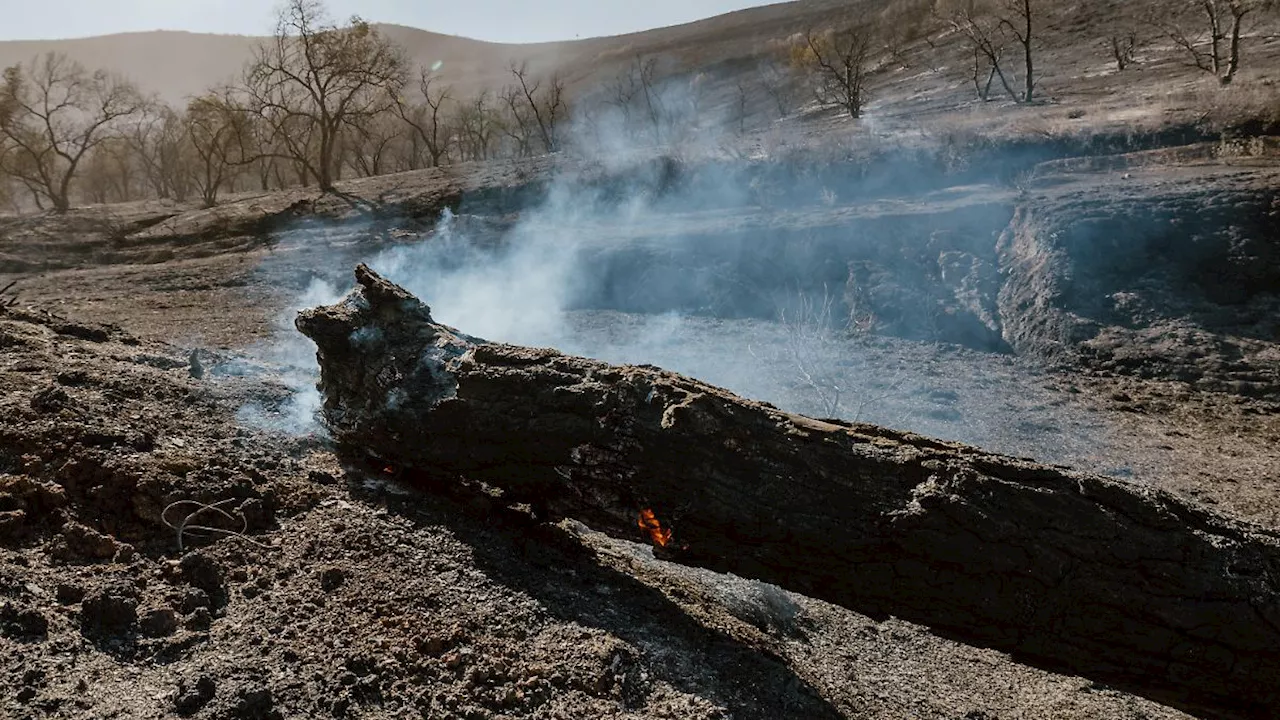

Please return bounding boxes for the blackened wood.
[297,265,1280,718]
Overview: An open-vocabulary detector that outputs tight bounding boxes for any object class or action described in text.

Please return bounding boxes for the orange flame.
[637,508,673,548]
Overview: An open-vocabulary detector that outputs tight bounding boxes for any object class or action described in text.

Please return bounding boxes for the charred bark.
[297,265,1280,719]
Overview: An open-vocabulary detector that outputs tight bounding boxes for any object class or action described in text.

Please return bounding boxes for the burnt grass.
[1,125,1279,719]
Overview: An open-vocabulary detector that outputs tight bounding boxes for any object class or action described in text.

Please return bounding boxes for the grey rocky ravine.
[296,264,1280,719]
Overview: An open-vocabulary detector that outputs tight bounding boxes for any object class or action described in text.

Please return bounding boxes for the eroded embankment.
[999,162,1280,397]
[542,143,1280,399]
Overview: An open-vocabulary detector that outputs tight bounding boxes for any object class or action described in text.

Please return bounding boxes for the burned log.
[297,265,1280,718]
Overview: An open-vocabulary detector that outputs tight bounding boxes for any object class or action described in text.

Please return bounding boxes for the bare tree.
[792,25,876,118]
[239,112,280,191]
[0,53,144,212]
[126,101,190,201]
[967,44,1007,101]
[242,0,406,191]
[1165,0,1274,85]
[454,91,501,162]
[607,55,669,145]
[766,289,849,419]
[1108,29,1141,71]
[184,89,255,207]
[344,112,403,177]
[1001,0,1036,103]
[498,84,536,158]
[733,80,750,134]
[80,138,138,204]
[395,67,453,168]
[940,0,1037,103]
[509,62,568,154]
[634,56,669,144]
[758,59,802,118]
[605,59,641,133]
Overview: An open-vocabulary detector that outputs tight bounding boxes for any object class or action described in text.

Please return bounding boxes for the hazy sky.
[0,0,781,43]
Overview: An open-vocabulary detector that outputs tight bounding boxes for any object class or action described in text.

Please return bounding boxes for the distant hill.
[0,0,851,105]
[0,28,533,105]
[0,0,1274,138]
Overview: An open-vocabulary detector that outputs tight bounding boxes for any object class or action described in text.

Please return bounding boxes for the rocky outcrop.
[298,265,1280,719]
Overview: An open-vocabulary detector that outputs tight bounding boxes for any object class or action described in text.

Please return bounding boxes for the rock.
[307,469,338,485]
[0,601,48,640]
[318,566,345,591]
[188,350,205,380]
[0,509,26,539]
[237,497,274,532]
[30,384,72,413]
[52,321,111,343]
[176,587,210,613]
[0,475,68,535]
[228,682,277,720]
[173,674,216,716]
[55,583,85,605]
[114,543,136,563]
[80,584,138,637]
[138,607,179,637]
[51,521,120,562]
[184,607,212,631]
[178,551,225,602]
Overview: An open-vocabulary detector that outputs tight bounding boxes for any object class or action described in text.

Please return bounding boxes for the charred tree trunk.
[297,265,1280,719]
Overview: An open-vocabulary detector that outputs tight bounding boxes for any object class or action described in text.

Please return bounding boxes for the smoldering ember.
[1,2,1280,720]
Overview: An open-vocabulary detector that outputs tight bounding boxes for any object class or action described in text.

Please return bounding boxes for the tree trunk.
[988,50,1019,102]
[50,188,69,213]
[318,125,335,191]
[1022,0,1034,102]
[1208,1,1225,76]
[1223,9,1247,85]
[297,265,1280,720]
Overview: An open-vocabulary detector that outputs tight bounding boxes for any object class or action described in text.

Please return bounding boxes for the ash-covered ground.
[1,135,1278,719]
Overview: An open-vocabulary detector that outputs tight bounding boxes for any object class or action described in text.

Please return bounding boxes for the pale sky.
[0,0,781,44]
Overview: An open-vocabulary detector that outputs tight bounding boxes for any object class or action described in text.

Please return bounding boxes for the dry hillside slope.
[0,1,851,103]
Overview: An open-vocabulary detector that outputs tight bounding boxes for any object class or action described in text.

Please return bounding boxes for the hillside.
[0,28,528,105]
[1,0,1275,135]
[0,1,850,104]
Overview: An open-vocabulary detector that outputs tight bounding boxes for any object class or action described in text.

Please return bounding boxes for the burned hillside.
[2,0,1280,718]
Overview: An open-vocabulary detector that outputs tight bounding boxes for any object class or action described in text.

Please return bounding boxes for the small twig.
[161,499,275,552]
[0,280,18,308]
